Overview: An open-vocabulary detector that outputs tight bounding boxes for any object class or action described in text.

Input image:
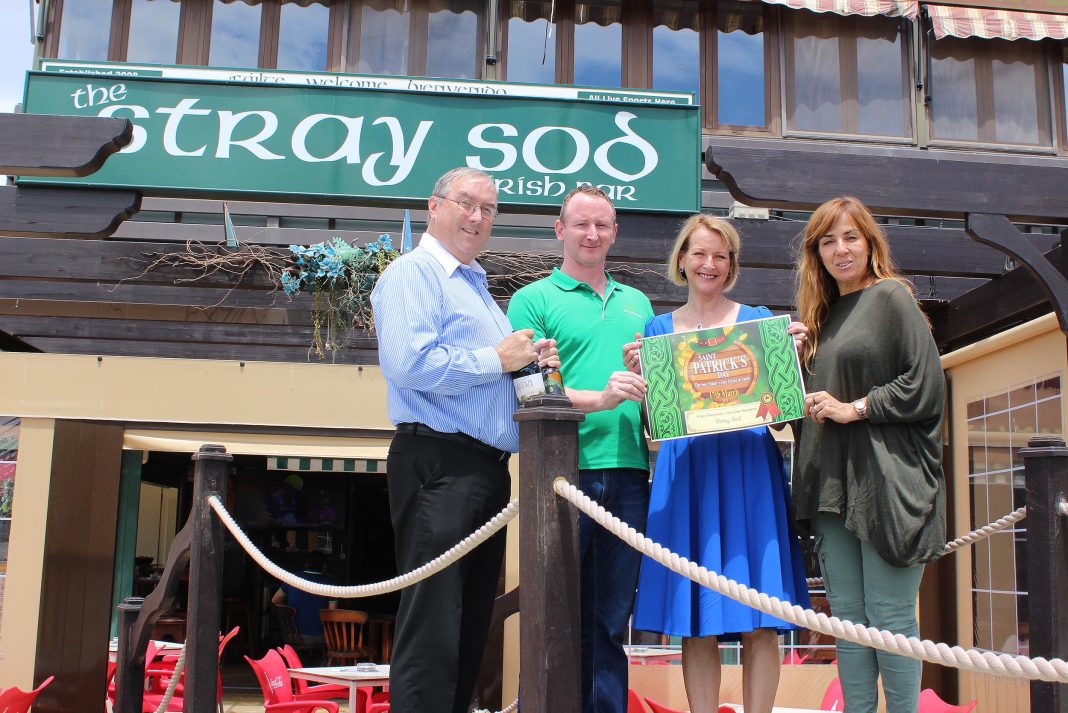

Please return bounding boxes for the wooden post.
[115,597,146,713]
[184,444,232,713]
[1021,436,1068,713]
[513,394,584,713]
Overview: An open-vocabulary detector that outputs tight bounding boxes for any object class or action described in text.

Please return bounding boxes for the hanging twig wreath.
[124,236,663,360]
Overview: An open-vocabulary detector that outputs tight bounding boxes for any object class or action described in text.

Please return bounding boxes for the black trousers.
[386,432,511,713]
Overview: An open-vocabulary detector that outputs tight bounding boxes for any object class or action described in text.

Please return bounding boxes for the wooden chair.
[319,609,374,665]
[274,604,322,664]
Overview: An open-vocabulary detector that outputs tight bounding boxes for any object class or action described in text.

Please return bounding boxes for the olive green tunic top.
[794,279,946,567]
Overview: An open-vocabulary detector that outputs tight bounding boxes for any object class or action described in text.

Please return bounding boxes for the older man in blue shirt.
[372,167,550,713]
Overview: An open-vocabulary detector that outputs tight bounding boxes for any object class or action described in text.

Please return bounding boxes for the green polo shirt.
[508,267,654,471]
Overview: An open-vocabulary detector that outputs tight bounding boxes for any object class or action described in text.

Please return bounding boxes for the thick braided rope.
[806,506,1027,588]
[208,495,518,598]
[553,478,1068,683]
[151,645,186,713]
[474,698,519,713]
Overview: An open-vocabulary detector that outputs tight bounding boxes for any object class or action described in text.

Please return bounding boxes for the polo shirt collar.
[549,266,616,293]
[419,233,487,278]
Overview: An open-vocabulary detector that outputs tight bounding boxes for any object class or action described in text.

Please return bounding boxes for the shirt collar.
[548,266,615,293]
[419,233,486,277]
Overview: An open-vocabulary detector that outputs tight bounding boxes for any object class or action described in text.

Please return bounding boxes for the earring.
[679,266,687,281]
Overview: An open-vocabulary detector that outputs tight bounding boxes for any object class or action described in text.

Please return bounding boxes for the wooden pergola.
[3,113,1067,713]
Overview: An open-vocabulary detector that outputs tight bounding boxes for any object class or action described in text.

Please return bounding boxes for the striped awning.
[761,0,918,19]
[927,4,1068,40]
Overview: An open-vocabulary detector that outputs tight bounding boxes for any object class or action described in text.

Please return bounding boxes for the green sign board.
[640,315,806,441]
[22,61,701,212]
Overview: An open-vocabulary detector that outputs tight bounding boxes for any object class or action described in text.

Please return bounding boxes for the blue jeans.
[814,513,925,713]
[579,468,650,713]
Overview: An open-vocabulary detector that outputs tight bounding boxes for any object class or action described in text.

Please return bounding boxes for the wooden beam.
[930,244,1064,350]
[704,137,1068,222]
[0,114,132,177]
[966,213,1068,336]
[20,336,379,364]
[615,214,1055,277]
[0,314,376,349]
[0,186,141,239]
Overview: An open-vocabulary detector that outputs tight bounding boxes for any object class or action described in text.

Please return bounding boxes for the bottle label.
[513,372,546,403]
[544,370,566,396]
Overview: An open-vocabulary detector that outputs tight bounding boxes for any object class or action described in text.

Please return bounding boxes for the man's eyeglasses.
[438,195,499,220]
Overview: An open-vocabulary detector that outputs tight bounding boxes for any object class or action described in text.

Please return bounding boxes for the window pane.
[716,1,764,126]
[856,22,907,136]
[992,42,1046,146]
[930,41,978,141]
[427,0,480,79]
[59,0,112,60]
[0,418,18,576]
[789,13,841,132]
[278,2,330,71]
[210,1,261,68]
[127,0,180,64]
[506,0,555,84]
[652,0,699,97]
[574,0,621,88]
[359,0,411,75]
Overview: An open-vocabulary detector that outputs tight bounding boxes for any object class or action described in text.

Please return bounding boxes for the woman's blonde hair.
[795,196,909,368]
[666,214,741,290]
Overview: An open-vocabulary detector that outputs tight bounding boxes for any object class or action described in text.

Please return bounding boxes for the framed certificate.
[639,314,806,441]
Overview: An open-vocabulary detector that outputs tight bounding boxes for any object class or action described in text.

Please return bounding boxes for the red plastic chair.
[276,644,349,701]
[918,688,978,713]
[245,649,339,713]
[626,689,649,713]
[643,695,685,713]
[142,627,241,713]
[782,650,811,664]
[819,677,844,711]
[0,675,54,713]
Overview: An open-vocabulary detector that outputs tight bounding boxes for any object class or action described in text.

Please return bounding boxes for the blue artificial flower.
[280,271,302,296]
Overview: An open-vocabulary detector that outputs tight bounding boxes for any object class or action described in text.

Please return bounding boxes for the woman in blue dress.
[625,215,810,713]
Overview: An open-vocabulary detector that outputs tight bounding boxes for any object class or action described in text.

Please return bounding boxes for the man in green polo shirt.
[507,185,652,713]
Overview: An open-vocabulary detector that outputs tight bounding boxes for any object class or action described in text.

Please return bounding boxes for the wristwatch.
[852,398,868,420]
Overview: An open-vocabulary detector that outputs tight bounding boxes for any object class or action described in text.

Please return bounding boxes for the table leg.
[349,684,358,713]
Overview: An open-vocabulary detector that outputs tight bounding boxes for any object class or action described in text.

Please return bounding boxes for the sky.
[0,2,36,114]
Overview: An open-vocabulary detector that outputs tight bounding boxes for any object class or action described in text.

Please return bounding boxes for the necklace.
[688,295,727,329]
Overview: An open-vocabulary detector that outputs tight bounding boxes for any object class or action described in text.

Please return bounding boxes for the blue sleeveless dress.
[632,305,810,638]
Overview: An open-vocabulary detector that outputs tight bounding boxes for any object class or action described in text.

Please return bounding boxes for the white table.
[624,645,682,665]
[107,638,184,662]
[289,665,391,713]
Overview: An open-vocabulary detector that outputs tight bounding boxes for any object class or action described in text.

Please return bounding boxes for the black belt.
[395,423,510,463]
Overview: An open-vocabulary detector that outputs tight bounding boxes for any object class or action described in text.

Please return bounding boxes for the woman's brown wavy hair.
[795,196,910,369]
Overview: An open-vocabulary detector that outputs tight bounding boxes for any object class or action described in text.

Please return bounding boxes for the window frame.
[926,34,1056,154]
[781,11,915,143]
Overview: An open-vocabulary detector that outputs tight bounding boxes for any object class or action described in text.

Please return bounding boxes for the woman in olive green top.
[794,197,946,713]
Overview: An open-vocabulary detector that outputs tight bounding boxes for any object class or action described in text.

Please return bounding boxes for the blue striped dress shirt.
[371,234,520,453]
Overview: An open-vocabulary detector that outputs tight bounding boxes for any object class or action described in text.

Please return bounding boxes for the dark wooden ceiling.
[1,113,1065,363]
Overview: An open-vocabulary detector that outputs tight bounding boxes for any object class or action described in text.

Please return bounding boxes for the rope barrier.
[474,698,519,713]
[806,506,1027,588]
[151,645,186,713]
[553,478,1068,683]
[208,495,518,598]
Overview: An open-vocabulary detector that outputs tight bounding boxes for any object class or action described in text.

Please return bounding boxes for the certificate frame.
[639,314,806,441]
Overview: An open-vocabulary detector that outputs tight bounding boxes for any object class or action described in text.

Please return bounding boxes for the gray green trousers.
[814,513,925,713]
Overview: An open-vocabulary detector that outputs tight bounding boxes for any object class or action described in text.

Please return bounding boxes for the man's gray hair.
[432,167,495,198]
